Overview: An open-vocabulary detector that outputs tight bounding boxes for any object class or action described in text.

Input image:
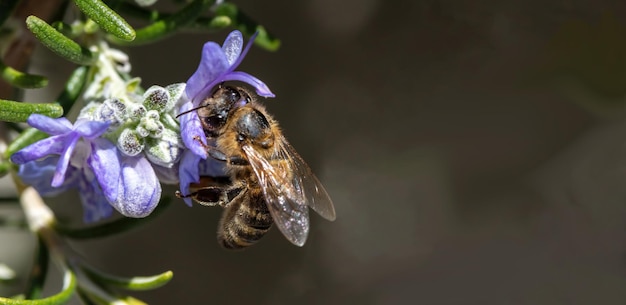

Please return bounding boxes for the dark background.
[3,0,626,304]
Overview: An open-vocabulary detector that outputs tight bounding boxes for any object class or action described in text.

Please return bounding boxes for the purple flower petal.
[112,156,161,218]
[186,42,230,104]
[18,157,78,196]
[88,138,121,203]
[51,134,80,187]
[222,30,243,66]
[224,71,275,97]
[78,171,114,223]
[27,114,73,135]
[178,150,201,206]
[226,31,258,73]
[10,134,71,164]
[179,101,208,158]
[74,119,110,139]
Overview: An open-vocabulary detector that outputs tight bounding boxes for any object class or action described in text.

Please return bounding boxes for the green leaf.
[114,2,162,22]
[49,21,79,38]
[24,236,50,300]
[214,3,281,51]
[54,197,171,239]
[82,264,173,291]
[3,128,48,159]
[0,100,63,123]
[0,162,10,178]
[75,289,99,305]
[110,0,213,45]
[56,66,88,114]
[0,60,48,89]
[186,15,232,31]
[76,289,148,305]
[0,269,76,305]
[73,0,135,41]
[26,15,96,65]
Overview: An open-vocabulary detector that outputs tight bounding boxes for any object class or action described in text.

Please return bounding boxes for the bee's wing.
[276,139,336,221]
[242,144,310,246]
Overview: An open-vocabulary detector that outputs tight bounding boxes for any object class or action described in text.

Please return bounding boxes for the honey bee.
[177,85,336,249]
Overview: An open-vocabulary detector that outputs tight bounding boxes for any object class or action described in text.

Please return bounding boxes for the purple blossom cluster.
[11,30,274,222]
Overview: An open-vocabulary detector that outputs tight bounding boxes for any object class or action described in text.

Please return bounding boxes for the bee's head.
[235,108,274,149]
[198,85,252,137]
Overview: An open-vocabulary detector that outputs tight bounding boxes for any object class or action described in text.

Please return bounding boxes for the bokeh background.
[2,0,626,304]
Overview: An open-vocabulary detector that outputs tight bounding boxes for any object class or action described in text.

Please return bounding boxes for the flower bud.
[143,85,172,112]
[118,129,144,156]
[144,129,183,168]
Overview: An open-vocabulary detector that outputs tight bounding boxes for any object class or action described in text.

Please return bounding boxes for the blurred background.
[2,0,626,304]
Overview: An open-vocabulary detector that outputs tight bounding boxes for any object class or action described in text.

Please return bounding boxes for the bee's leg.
[191,135,228,161]
[222,180,247,207]
[177,178,246,207]
[176,187,225,206]
[206,148,249,166]
[191,135,249,166]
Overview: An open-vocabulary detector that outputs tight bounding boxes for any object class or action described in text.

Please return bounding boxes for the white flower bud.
[143,85,172,112]
[144,129,183,167]
[118,129,144,156]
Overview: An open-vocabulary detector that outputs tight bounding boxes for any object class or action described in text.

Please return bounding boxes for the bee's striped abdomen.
[218,193,273,249]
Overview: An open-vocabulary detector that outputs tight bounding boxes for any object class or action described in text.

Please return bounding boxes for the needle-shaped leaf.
[0,162,10,178]
[75,289,99,305]
[53,197,171,239]
[0,59,48,89]
[3,65,87,158]
[56,66,88,114]
[110,0,213,45]
[0,99,63,123]
[4,128,48,159]
[82,264,173,291]
[21,236,50,300]
[214,3,281,51]
[115,1,231,31]
[0,269,76,305]
[73,0,136,41]
[26,16,96,65]
[50,21,79,38]
[187,15,232,31]
[115,2,162,21]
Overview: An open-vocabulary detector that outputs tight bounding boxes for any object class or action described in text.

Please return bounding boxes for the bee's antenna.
[176,83,229,119]
[176,104,207,118]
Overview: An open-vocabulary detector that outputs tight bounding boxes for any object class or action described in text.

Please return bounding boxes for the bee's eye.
[203,115,224,130]
[226,88,241,103]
